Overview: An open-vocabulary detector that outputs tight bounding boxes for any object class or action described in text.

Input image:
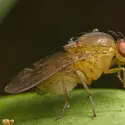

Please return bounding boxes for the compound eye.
[117,40,125,57]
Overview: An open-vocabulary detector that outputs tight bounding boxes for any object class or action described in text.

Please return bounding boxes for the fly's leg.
[104,67,125,87]
[75,70,96,117]
[56,79,70,120]
[36,87,46,95]
[117,71,124,83]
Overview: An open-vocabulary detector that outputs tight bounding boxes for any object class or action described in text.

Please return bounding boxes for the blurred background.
[0,0,125,94]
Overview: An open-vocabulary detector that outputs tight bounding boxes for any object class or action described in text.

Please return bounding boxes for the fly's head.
[109,30,125,65]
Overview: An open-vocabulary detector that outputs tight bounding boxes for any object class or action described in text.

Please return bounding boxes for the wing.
[5,51,88,93]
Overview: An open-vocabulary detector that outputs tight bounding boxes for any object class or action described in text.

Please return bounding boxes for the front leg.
[104,67,125,88]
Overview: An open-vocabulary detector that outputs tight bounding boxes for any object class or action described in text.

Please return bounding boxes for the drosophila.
[4,29,125,119]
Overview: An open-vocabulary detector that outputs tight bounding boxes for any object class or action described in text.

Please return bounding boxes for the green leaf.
[0,89,125,125]
[0,0,18,24]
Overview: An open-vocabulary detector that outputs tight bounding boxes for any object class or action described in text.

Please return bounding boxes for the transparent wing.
[5,51,88,93]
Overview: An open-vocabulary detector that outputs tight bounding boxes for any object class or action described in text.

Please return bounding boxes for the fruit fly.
[4,29,125,119]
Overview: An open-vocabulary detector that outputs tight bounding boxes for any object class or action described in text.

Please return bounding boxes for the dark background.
[0,0,125,94]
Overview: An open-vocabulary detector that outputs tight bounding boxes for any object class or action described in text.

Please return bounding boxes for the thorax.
[69,45,115,84]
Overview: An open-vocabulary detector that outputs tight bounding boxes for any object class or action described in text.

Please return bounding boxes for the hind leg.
[36,87,46,95]
[56,80,70,120]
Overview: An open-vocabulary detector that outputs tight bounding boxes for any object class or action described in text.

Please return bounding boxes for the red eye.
[117,40,125,57]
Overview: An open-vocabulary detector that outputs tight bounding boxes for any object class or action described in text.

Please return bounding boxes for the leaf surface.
[0,89,125,125]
